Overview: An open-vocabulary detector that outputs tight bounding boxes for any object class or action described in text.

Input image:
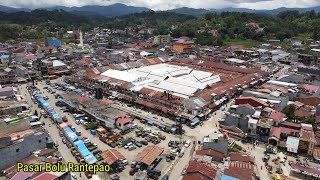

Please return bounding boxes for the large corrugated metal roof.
[135,145,163,166]
[101,149,125,165]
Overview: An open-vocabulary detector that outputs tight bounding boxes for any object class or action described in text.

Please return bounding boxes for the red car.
[129,168,138,176]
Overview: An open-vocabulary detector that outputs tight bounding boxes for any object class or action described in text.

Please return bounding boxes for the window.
[38,140,41,143]
[16,148,19,152]
[45,137,48,141]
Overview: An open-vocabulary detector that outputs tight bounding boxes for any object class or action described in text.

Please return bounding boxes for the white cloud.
[0,0,319,10]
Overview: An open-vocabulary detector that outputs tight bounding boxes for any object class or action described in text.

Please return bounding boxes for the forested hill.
[0,9,105,26]
[0,9,319,43]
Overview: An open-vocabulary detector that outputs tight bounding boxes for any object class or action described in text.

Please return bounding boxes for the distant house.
[202,132,228,156]
[235,96,267,108]
[182,160,217,180]
[172,37,195,53]
[153,35,171,45]
[37,46,57,54]
[0,55,10,65]
[115,115,133,130]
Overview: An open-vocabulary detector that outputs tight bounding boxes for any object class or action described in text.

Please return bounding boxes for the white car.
[184,140,191,148]
[152,131,160,136]
[132,123,138,128]
[124,142,133,149]
[145,128,151,133]
[119,159,128,166]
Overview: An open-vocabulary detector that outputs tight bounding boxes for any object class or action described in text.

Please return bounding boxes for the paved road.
[19,83,88,179]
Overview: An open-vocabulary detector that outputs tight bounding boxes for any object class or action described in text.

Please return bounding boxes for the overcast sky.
[1,0,320,10]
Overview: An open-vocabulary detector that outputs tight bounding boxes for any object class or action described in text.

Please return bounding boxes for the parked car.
[92,150,102,155]
[110,175,120,180]
[129,168,138,176]
[141,140,148,145]
[262,155,270,162]
[184,140,191,148]
[134,141,142,147]
[131,161,137,168]
[162,175,169,180]
[128,145,136,151]
[125,142,133,149]
[119,159,128,166]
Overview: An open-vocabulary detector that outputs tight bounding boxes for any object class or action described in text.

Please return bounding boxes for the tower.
[79,30,84,49]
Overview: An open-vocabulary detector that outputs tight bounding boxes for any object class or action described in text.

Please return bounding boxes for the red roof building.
[235,96,267,108]
[135,145,163,166]
[101,149,125,165]
[116,115,133,129]
[195,149,224,160]
[229,153,254,163]
[183,160,217,180]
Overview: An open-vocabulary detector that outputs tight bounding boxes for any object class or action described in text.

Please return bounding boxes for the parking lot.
[22,80,195,180]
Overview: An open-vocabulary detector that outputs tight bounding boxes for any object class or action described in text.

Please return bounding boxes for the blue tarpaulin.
[74,140,91,157]
[84,154,97,164]
[48,40,61,47]
[63,127,78,142]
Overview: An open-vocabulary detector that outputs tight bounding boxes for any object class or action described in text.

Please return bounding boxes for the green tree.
[282,104,296,119]
[204,12,214,21]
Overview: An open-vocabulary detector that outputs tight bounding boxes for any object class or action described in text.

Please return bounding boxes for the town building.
[202,132,228,156]
[153,35,171,45]
[0,127,51,170]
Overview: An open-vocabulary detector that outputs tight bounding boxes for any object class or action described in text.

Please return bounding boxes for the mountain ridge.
[0,3,320,17]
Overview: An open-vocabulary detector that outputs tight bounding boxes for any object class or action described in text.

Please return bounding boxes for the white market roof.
[52,60,66,67]
[225,58,246,64]
[101,69,145,83]
[267,80,297,87]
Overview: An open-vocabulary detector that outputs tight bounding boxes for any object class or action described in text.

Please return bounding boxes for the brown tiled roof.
[229,153,254,163]
[296,96,320,107]
[185,160,217,180]
[135,145,163,166]
[195,149,224,159]
[101,149,125,165]
[224,162,256,180]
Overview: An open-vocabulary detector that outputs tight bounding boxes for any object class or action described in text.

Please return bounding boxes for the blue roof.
[48,40,61,47]
[84,154,97,164]
[74,140,91,157]
[221,175,240,180]
[0,55,9,58]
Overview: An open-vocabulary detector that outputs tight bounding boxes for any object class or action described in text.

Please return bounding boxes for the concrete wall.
[0,130,49,170]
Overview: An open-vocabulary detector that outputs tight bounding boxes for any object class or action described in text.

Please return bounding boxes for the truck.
[76,131,81,136]
[99,134,108,144]
[90,129,97,135]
